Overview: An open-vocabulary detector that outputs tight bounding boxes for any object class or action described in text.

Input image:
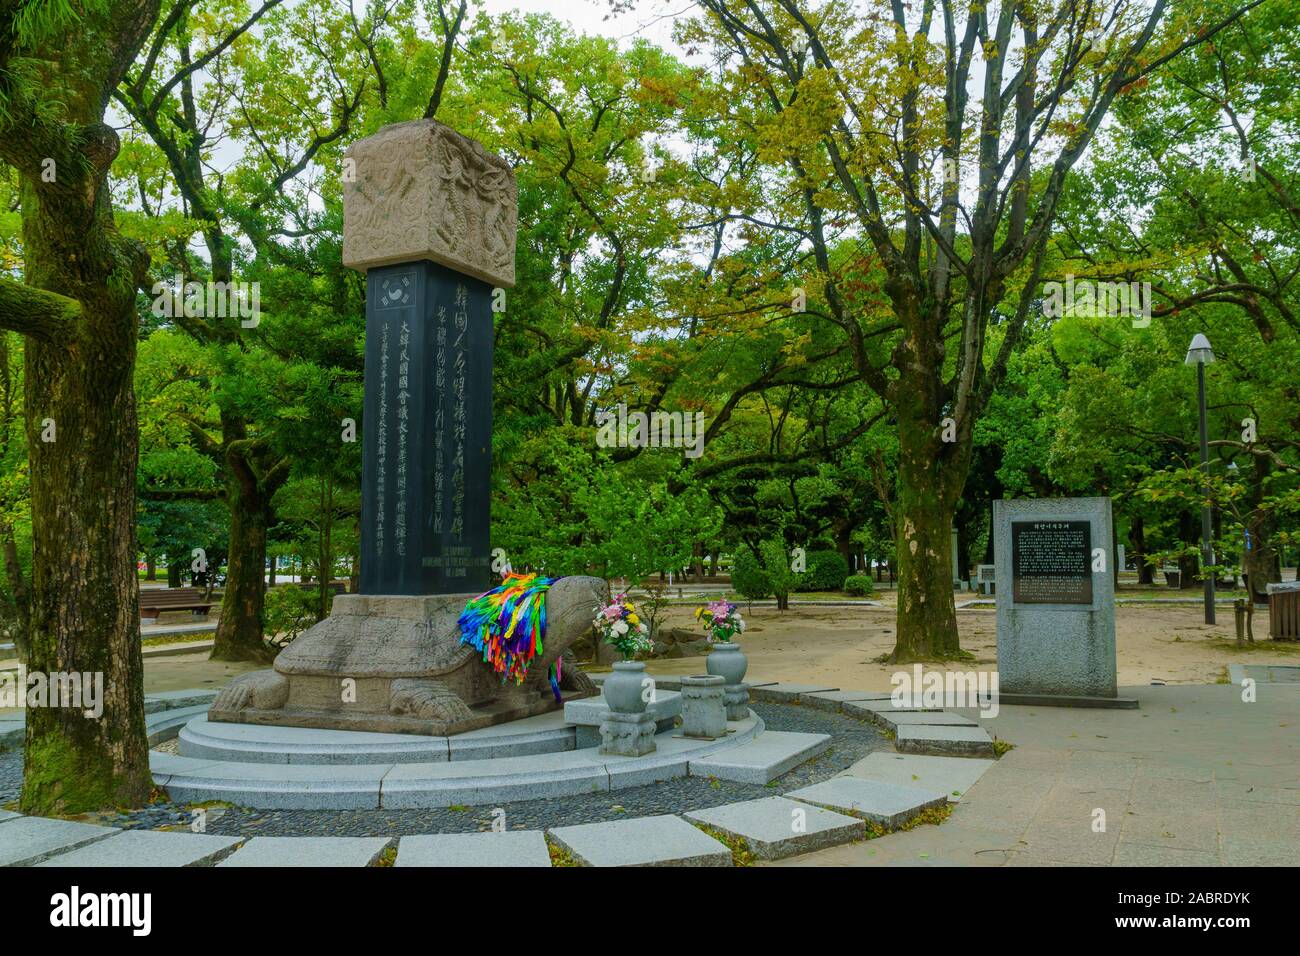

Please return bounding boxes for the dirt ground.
[633,602,1298,689]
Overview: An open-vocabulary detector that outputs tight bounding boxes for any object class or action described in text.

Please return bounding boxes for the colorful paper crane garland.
[459,572,561,699]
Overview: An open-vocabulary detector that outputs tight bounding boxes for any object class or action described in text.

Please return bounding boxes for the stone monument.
[211,120,600,735]
[993,497,1136,708]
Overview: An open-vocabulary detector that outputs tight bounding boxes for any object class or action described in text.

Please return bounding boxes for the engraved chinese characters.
[360,263,493,595]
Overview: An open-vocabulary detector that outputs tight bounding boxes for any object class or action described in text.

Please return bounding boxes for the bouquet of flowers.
[593,594,653,660]
[696,600,745,642]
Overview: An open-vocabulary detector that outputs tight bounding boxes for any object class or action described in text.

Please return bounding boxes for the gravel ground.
[0,702,885,836]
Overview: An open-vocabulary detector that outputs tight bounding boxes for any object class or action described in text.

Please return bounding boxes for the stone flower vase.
[706,640,747,686]
[603,659,649,715]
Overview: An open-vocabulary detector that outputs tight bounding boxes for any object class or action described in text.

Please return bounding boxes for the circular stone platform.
[152,708,780,810]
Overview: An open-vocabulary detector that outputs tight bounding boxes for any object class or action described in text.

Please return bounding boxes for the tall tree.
[0,0,156,811]
[682,0,1259,659]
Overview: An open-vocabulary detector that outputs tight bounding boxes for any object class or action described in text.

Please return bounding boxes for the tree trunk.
[211,474,274,662]
[1130,514,1154,585]
[888,322,966,661]
[1,520,31,664]
[167,560,182,588]
[1,0,158,814]
[145,556,156,581]
[1177,510,1200,589]
[692,541,705,580]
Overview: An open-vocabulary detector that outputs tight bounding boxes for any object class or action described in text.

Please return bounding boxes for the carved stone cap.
[342,120,517,288]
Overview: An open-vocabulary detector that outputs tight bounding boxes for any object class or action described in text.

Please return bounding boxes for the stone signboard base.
[209,577,603,736]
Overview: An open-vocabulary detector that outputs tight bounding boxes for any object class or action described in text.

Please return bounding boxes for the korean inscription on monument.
[1011,520,1093,605]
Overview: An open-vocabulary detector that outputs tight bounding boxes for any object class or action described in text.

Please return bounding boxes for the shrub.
[843,574,875,597]
[798,550,850,591]
[263,584,322,647]
[730,548,772,599]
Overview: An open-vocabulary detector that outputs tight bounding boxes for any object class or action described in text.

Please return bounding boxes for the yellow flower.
[623,603,633,611]
[694,608,703,619]
[627,613,640,625]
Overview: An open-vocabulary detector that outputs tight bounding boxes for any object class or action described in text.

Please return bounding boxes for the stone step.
[786,777,948,829]
[895,724,996,757]
[684,796,864,860]
[180,716,453,765]
[0,816,120,866]
[34,830,243,867]
[688,730,831,784]
[837,752,994,802]
[396,831,552,867]
[872,710,979,733]
[147,705,212,746]
[547,814,732,866]
[152,713,767,810]
[802,690,892,713]
[218,836,392,867]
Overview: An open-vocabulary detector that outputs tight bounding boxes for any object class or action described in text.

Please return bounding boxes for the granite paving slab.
[396,831,552,867]
[748,684,839,704]
[548,814,732,867]
[0,808,20,822]
[802,690,893,713]
[873,710,980,732]
[894,724,996,757]
[35,830,242,867]
[688,731,831,784]
[0,816,120,866]
[838,752,994,802]
[842,698,944,725]
[786,777,948,829]
[684,796,864,860]
[218,836,392,867]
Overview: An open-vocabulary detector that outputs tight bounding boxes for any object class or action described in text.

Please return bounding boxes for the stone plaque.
[994,498,1119,700]
[1011,520,1093,605]
[359,261,493,595]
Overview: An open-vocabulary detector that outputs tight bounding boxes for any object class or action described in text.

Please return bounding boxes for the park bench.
[1267,582,1300,641]
[976,564,996,596]
[139,588,215,623]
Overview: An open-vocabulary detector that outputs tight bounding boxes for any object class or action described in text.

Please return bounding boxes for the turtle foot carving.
[390,678,474,724]
[211,669,289,713]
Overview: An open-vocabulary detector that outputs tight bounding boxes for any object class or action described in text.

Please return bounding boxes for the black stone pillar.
[360,261,493,594]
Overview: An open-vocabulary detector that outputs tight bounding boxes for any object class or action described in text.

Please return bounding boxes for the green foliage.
[263,584,322,647]
[843,574,875,597]
[798,549,849,592]
[729,547,771,599]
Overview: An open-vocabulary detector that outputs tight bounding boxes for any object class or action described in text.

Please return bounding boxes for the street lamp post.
[1186,333,1216,624]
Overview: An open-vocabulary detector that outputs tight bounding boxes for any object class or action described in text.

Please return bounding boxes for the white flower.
[613,620,629,636]
[639,623,649,634]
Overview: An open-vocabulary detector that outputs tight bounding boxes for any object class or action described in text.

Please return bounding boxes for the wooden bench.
[139,588,215,623]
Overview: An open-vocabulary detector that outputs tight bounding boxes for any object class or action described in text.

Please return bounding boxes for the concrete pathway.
[771,683,1299,866]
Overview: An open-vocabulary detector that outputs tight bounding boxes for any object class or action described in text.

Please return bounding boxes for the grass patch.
[690,823,755,866]
[991,737,1016,758]
[1208,636,1299,655]
[141,632,214,648]
[545,836,579,867]
[373,844,397,867]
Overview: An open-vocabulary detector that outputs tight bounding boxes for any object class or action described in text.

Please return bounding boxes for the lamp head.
[1185,333,1215,365]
